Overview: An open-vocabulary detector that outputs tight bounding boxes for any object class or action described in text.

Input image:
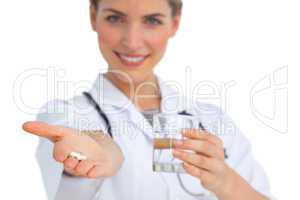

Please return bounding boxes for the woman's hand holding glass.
[22,121,124,179]
[172,128,236,197]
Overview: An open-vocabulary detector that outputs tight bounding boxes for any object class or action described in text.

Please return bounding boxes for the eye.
[106,15,122,23]
[144,17,162,25]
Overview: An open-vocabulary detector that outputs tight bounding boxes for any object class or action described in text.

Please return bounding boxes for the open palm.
[23,121,124,178]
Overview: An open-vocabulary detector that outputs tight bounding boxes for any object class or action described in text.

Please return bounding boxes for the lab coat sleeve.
[35,97,107,200]
[195,103,273,199]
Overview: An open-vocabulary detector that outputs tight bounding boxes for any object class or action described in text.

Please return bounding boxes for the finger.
[173,149,220,172]
[63,167,77,176]
[183,162,218,190]
[174,139,224,160]
[181,129,223,147]
[182,161,206,179]
[53,142,72,162]
[87,165,106,179]
[63,156,80,170]
[22,121,66,142]
[74,160,94,176]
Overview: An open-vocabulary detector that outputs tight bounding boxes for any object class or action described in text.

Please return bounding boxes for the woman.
[23,0,272,199]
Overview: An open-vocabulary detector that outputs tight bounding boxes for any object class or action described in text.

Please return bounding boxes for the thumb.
[22,121,67,142]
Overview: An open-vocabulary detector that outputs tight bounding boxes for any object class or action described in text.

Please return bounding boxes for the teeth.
[119,53,146,63]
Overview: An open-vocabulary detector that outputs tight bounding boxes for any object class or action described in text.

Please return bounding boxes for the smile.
[114,51,150,67]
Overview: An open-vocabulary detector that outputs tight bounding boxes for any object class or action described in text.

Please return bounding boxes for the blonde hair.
[91,0,182,16]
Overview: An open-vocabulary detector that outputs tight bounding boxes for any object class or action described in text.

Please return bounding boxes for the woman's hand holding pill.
[22,121,124,179]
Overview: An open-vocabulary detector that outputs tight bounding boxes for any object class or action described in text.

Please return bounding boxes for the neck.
[104,72,161,110]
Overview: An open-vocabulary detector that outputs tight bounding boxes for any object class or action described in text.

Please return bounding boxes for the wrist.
[214,167,268,200]
[214,167,238,199]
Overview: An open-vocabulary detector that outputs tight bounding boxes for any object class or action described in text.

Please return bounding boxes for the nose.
[121,24,144,52]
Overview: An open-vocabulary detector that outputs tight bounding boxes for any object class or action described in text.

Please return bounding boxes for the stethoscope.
[83,91,228,198]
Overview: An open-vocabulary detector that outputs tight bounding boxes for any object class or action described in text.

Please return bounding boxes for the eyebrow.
[102,8,166,18]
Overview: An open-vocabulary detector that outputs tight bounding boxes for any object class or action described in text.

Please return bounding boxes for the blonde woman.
[23,0,272,199]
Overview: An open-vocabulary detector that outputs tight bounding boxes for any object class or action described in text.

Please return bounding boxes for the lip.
[114,51,150,68]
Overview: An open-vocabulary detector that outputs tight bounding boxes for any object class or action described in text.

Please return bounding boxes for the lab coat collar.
[89,73,133,113]
[88,73,187,114]
[88,73,187,140]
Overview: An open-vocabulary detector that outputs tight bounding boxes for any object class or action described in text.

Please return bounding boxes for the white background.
[0,0,299,199]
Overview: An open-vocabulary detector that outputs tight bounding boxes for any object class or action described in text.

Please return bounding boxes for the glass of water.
[152,113,202,173]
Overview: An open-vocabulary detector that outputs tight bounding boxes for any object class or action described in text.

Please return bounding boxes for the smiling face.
[90,0,181,84]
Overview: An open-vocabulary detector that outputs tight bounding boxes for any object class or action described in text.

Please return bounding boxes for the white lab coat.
[35,73,272,200]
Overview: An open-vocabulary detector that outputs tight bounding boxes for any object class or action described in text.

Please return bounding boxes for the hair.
[90,0,183,16]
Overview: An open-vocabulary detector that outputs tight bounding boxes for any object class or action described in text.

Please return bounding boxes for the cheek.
[97,25,121,47]
[146,30,171,52]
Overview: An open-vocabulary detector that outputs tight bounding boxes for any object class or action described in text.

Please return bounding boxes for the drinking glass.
[152,113,201,173]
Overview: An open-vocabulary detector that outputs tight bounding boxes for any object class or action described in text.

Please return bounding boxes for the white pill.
[69,151,87,160]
